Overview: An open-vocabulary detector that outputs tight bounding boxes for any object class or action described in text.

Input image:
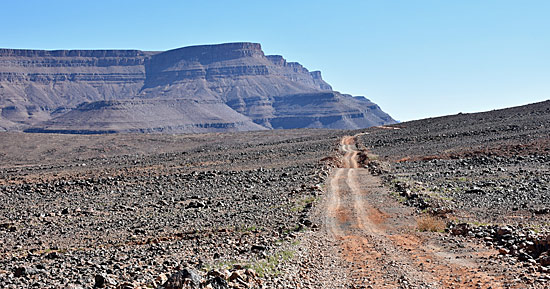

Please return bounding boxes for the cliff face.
[0,48,151,130]
[0,42,395,133]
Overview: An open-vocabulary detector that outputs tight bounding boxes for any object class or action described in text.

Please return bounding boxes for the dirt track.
[324,135,515,288]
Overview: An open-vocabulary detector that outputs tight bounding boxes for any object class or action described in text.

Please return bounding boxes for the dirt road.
[323,135,510,288]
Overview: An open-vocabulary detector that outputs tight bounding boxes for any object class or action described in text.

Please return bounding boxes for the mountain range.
[0,42,395,133]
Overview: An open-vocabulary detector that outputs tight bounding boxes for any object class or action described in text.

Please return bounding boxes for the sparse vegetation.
[416,214,446,232]
[367,153,379,161]
[290,196,318,212]
[239,224,264,232]
[250,250,294,278]
[202,259,240,272]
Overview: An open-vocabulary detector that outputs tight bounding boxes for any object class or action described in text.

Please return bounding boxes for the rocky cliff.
[0,42,395,133]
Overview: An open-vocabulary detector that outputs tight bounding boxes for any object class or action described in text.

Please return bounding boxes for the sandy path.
[323,135,508,288]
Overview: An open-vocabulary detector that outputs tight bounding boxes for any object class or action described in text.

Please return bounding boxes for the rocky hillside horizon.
[0,42,395,133]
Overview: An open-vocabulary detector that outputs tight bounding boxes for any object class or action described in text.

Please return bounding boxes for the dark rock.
[497,226,512,235]
[465,187,485,194]
[14,267,27,277]
[228,271,244,282]
[45,251,63,259]
[251,244,266,251]
[163,268,201,289]
[539,252,550,266]
[94,274,106,288]
[532,208,550,215]
[0,223,16,232]
[186,201,205,209]
[451,223,471,236]
[204,276,228,289]
[14,266,38,278]
[519,252,534,261]
[301,218,313,227]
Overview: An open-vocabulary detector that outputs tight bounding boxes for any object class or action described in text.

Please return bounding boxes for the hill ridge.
[0,42,395,133]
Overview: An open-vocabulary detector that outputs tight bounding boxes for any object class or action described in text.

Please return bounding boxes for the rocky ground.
[356,100,550,287]
[357,100,550,224]
[1,100,550,288]
[0,129,346,288]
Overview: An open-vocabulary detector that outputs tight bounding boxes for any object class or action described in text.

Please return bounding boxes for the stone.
[539,253,550,266]
[245,268,257,278]
[497,226,513,236]
[14,267,27,277]
[186,201,206,209]
[228,270,244,282]
[499,248,511,255]
[251,244,266,251]
[163,268,201,289]
[301,219,313,227]
[451,223,470,236]
[93,274,117,288]
[94,274,106,288]
[204,276,228,289]
[155,273,168,284]
[116,282,136,289]
[65,285,84,289]
[206,270,226,279]
[46,251,63,259]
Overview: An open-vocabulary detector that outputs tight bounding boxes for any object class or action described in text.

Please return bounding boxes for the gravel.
[0,129,344,288]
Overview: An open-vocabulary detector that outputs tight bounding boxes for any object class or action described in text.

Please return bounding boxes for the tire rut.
[324,135,507,288]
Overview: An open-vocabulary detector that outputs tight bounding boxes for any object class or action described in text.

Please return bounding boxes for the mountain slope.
[0,42,395,133]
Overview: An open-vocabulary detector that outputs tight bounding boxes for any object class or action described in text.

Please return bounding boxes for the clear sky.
[2,0,549,121]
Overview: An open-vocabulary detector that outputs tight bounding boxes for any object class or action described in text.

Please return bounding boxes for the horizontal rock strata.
[0,42,395,133]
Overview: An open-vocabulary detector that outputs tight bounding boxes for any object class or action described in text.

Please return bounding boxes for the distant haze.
[1,0,549,121]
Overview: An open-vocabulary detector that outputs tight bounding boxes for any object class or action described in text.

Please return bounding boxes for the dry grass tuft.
[416,214,446,232]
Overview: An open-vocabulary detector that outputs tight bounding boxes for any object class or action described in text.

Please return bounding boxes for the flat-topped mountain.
[0,42,395,133]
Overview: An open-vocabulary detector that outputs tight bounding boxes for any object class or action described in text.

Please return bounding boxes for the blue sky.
[2,0,549,121]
